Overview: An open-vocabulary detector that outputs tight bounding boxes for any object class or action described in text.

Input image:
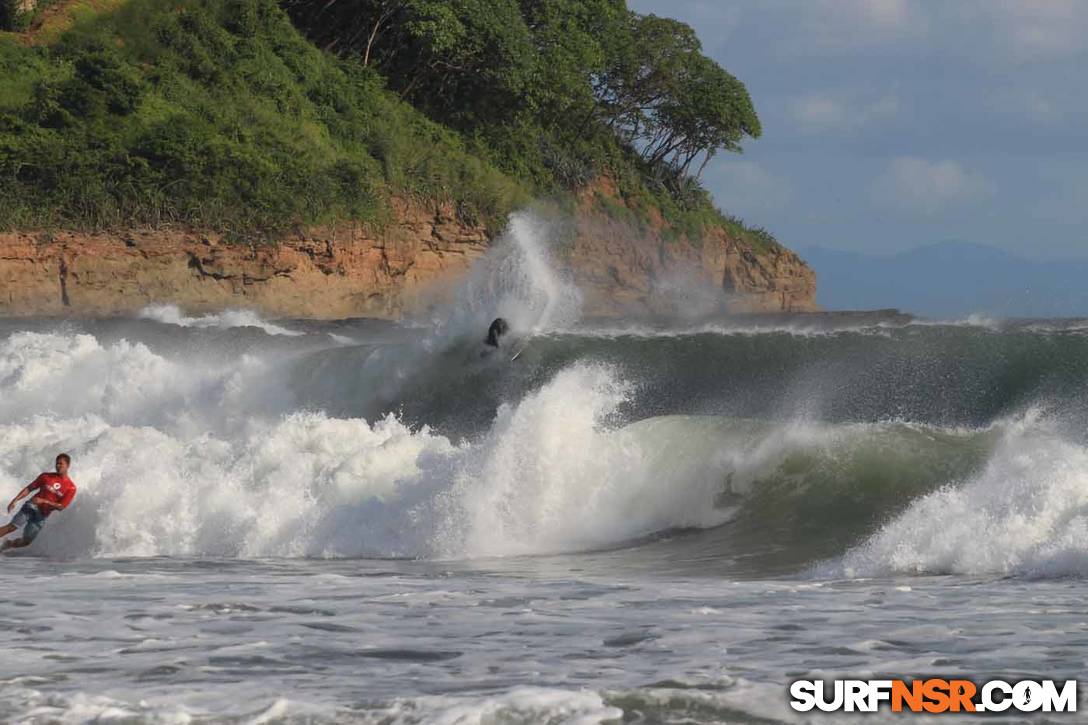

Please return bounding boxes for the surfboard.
[510,341,529,362]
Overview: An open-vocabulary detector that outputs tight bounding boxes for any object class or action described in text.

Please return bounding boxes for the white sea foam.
[434,365,736,558]
[0,686,339,724]
[0,321,1045,566]
[7,323,1086,575]
[2,685,619,725]
[0,212,635,560]
[374,687,622,725]
[138,304,304,336]
[438,211,582,338]
[837,414,1088,577]
[2,687,197,723]
[909,313,1004,330]
[0,331,291,433]
[0,325,737,558]
[572,320,900,339]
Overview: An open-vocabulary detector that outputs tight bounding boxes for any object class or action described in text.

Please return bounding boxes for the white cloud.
[795,1,1088,62]
[786,0,927,54]
[854,0,911,29]
[991,0,1088,61]
[791,93,899,133]
[872,158,994,215]
[1023,93,1061,125]
[989,89,1068,126]
[810,0,915,39]
[792,96,846,129]
[705,159,792,217]
[931,1,1088,64]
[632,0,1088,63]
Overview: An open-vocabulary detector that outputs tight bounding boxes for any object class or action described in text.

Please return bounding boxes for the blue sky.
[627,0,1088,258]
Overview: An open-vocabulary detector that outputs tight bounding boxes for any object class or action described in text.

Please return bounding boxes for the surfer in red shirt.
[1,453,77,552]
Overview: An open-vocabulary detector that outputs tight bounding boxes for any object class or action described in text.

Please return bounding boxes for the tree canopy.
[0,0,774,248]
[284,0,761,191]
[598,14,760,181]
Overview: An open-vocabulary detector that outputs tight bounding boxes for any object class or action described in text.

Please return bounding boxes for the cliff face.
[0,201,490,319]
[0,198,817,319]
[566,179,817,315]
[569,215,817,316]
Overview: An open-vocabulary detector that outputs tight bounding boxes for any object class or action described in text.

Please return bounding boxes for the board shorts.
[11,502,45,542]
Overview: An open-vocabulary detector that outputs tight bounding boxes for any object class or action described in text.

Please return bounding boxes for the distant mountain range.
[798,241,1088,318]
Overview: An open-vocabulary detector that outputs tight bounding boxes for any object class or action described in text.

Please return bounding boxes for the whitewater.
[2,214,1088,723]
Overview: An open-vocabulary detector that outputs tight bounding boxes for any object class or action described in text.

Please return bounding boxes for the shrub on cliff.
[0,0,47,31]
[0,0,781,253]
[284,0,775,247]
[0,0,524,232]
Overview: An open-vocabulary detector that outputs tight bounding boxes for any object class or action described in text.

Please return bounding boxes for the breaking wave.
[138,303,305,337]
[3,319,1088,581]
[834,413,1088,578]
[0,342,733,558]
[3,212,1088,578]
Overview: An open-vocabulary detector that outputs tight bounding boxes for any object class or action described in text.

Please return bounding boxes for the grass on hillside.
[1,0,119,44]
[0,0,526,236]
[0,0,781,255]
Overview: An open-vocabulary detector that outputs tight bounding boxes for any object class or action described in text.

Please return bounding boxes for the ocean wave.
[570,320,902,339]
[6,248,1088,574]
[833,413,1088,578]
[0,351,737,558]
[138,304,304,337]
[909,313,1005,330]
[0,685,620,724]
[6,325,1084,571]
[0,331,289,432]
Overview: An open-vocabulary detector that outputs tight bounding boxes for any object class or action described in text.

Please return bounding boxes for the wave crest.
[138,304,304,336]
[835,416,1088,578]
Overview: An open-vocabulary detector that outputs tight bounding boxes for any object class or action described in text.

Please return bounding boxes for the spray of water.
[0,336,739,559]
[833,412,1088,578]
[436,211,582,339]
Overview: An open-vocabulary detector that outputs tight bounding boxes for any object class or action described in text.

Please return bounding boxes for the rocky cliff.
[569,215,815,317]
[0,197,817,319]
[0,200,489,319]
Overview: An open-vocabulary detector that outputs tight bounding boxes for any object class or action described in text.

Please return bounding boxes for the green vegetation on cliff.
[0,0,779,250]
[0,0,522,234]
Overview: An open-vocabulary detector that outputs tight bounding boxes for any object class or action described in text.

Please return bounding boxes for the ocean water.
[3,215,1088,723]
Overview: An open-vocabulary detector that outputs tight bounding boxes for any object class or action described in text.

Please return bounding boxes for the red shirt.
[29,473,76,518]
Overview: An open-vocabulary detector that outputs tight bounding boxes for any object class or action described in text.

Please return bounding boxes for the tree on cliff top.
[0,0,774,249]
[598,13,760,182]
[283,0,761,193]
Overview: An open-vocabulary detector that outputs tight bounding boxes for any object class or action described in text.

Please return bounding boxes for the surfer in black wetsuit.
[485,317,509,348]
